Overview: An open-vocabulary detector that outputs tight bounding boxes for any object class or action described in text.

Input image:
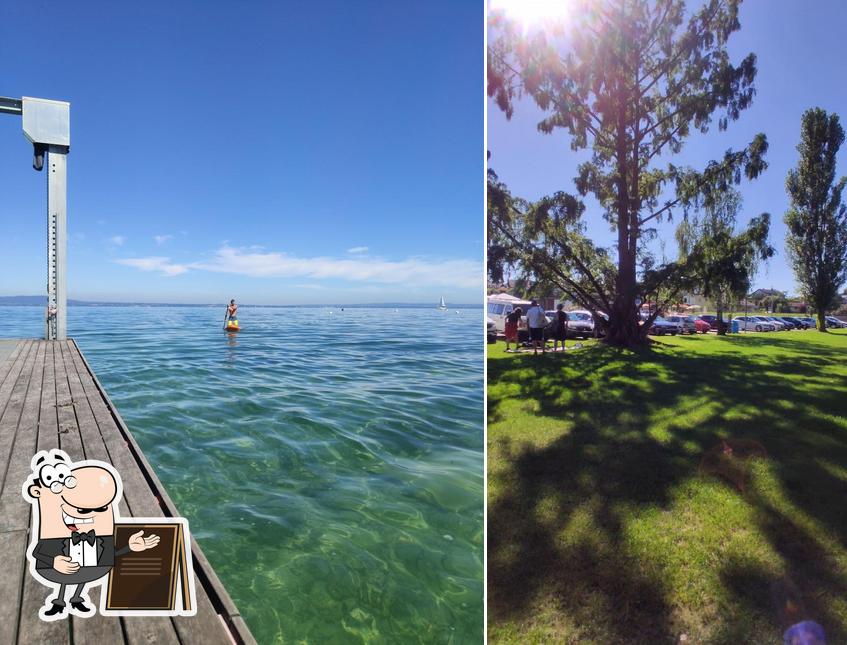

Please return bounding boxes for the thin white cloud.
[115,245,481,288]
[109,235,126,246]
[154,234,174,246]
[347,246,369,254]
[115,256,187,276]
[194,245,481,288]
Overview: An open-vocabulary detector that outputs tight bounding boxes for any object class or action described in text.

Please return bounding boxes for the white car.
[565,310,596,339]
[486,295,533,335]
[734,316,774,332]
[752,316,780,331]
[665,315,697,334]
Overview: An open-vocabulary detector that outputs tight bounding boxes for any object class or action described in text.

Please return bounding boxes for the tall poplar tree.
[488,0,767,346]
[785,108,847,331]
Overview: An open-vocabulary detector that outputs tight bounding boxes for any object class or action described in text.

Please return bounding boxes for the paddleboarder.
[224,299,238,330]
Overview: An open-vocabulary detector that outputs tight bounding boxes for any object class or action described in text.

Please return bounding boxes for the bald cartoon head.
[24,450,122,539]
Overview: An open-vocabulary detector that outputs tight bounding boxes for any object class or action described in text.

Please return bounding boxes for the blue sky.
[0,1,482,305]
[488,0,847,297]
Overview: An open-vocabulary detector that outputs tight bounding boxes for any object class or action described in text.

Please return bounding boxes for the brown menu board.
[105,522,193,612]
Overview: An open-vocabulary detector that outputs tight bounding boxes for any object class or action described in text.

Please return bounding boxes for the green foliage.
[784,108,847,321]
[677,188,774,329]
[488,168,616,312]
[488,0,767,345]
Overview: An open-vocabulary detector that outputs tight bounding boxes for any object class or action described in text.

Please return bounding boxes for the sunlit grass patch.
[488,331,847,643]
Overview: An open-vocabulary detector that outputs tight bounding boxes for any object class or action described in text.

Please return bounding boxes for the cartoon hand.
[53,555,80,574]
[128,530,160,552]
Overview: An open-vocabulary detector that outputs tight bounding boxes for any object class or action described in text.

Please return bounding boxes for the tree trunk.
[817,310,827,332]
[716,304,726,335]
[604,240,647,347]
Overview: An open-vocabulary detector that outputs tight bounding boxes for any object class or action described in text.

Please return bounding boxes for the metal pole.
[47,146,67,340]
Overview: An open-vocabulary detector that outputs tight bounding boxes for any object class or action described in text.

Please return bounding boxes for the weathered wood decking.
[0,339,256,645]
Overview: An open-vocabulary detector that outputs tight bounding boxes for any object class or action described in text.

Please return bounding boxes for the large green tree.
[785,108,847,331]
[488,0,767,346]
[676,188,773,334]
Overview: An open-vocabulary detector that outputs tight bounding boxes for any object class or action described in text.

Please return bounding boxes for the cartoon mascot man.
[22,449,160,620]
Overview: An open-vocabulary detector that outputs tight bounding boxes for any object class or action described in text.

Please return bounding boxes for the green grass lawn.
[488,330,847,644]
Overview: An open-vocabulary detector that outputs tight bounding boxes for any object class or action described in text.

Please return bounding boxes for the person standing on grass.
[526,299,548,355]
[504,306,522,352]
[553,303,568,353]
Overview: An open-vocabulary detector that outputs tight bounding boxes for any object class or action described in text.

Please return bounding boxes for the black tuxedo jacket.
[33,535,130,569]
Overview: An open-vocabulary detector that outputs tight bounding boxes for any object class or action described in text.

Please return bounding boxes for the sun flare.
[489,0,572,30]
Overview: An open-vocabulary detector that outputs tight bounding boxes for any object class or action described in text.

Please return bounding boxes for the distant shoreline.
[0,296,482,309]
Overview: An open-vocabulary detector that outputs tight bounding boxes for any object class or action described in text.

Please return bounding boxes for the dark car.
[796,317,817,329]
[778,317,805,329]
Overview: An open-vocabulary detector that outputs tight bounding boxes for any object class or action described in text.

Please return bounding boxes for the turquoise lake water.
[1,305,484,643]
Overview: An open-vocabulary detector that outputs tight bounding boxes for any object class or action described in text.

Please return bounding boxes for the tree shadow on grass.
[488,336,847,643]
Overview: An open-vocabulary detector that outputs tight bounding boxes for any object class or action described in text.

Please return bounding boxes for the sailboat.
[437,296,447,311]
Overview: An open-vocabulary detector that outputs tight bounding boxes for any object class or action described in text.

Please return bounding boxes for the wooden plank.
[121,617,181,645]
[0,340,32,414]
[38,343,59,452]
[0,529,28,645]
[0,340,24,384]
[53,342,128,645]
[0,342,46,531]
[18,557,70,645]
[0,341,35,486]
[70,585,125,645]
[17,342,69,645]
[54,340,84,462]
[172,586,237,645]
[59,341,111,463]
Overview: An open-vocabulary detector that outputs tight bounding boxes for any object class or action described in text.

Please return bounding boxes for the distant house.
[746,288,787,311]
[681,291,709,309]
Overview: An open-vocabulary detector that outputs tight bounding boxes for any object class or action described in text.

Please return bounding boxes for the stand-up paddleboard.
[225,319,240,332]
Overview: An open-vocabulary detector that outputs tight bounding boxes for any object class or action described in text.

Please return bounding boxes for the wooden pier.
[0,339,256,645]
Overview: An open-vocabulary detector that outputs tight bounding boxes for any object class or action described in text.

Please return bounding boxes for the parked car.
[825,316,847,328]
[752,316,779,331]
[564,310,596,339]
[486,295,533,334]
[487,316,497,344]
[762,316,788,330]
[665,315,698,334]
[777,316,805,329]
[693,317,712,333]
[798,317,818,329]
[646,316,679,336]
[698,314,727,331]
[734,316,774,332]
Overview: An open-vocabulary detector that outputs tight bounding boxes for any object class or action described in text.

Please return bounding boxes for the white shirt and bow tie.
[68,531,99,567]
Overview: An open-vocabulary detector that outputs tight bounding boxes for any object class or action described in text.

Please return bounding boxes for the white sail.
[438,296,447,309]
